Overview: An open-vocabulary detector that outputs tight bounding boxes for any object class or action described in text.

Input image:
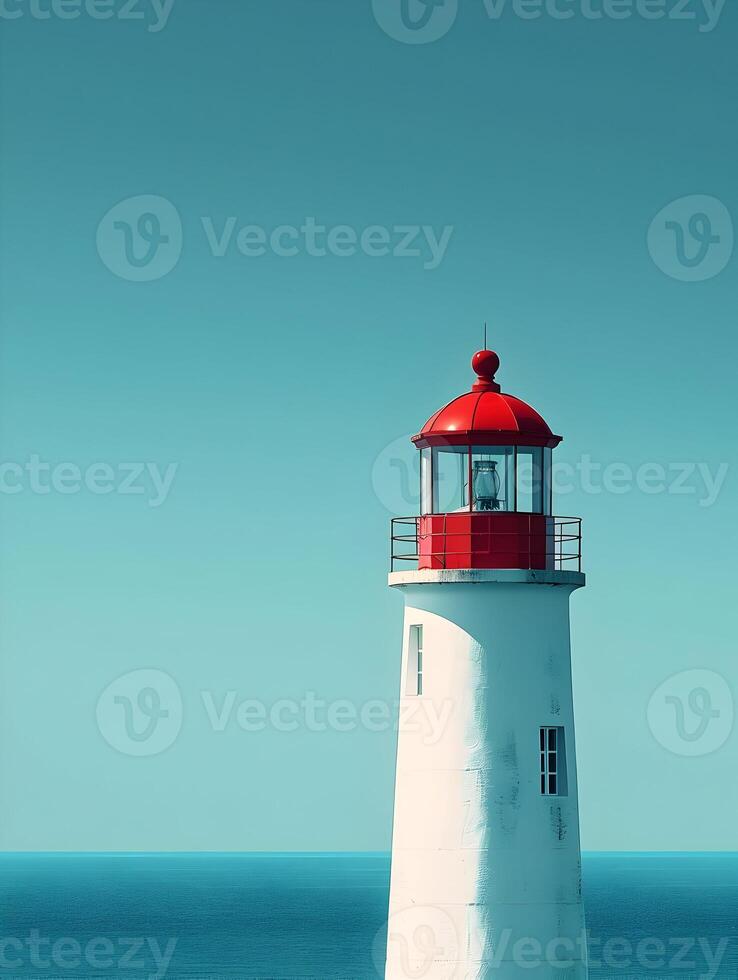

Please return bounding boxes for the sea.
[1,852,736,979]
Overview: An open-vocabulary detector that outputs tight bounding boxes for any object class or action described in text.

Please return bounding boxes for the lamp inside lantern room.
[472,459,501,511]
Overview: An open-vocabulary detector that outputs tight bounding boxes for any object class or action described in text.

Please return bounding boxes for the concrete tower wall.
[385,572,587,980]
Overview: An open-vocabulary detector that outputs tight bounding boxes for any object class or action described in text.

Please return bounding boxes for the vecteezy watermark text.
[552,456,729,508]
[581,933,729,979]
[0,456,178,507]
[200,690,453,746]
[0,0,175,31]
[0,931,177,978]
[487,930,729,976]
[201,217,453,270]
[482,0,725,32]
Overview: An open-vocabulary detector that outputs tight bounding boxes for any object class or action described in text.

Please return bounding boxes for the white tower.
[385,348,587,980]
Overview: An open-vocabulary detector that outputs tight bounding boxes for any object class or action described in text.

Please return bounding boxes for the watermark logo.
[372,0,458,44]
[373,0,727,42]
[648,195,733,282]
[96,669,183,757]
[97,195,182,282]
[97,679,453,754]
[371,434,421,514]
[373,905,459,978]
[647,669,733,757]
[376,924,729,978]
[97,200,453,280]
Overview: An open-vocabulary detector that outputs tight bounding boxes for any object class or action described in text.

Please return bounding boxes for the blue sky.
[0,0,736,851]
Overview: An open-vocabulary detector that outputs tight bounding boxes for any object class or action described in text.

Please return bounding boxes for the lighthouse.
[384,348,587,980]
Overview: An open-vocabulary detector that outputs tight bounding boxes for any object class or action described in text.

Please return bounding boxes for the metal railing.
[390,515,582,572]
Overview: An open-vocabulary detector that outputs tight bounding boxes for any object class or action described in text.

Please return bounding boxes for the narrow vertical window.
[539,727,567,796]
[407,625,424,696]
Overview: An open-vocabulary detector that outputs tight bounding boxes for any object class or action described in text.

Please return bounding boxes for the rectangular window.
[539,727,567,796]
[407,625,423,696]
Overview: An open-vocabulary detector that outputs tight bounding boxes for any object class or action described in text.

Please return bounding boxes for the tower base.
[385,570,587,980]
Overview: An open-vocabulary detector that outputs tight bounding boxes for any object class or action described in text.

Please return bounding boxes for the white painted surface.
[385,580,587,980]
[388,569,585,588]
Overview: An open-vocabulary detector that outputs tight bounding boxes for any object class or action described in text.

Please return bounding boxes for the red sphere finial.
[472,349,501,392]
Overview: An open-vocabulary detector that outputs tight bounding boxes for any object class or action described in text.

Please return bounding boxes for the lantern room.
[391,348,581,572]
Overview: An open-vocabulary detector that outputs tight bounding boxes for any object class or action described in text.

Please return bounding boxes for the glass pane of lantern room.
[432,447,469,513]
[516,447,543,513]
[543,448,552,514]
[420,448,432,515]
[471,448,514,512]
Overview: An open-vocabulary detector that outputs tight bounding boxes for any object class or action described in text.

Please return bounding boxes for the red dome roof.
[412,350,561,449]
